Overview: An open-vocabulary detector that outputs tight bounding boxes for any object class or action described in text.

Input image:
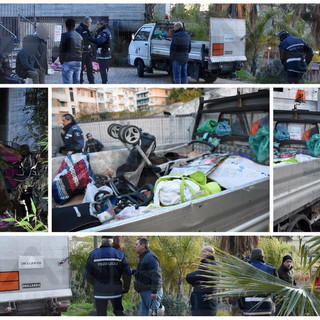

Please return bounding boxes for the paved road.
[45,66,248,85]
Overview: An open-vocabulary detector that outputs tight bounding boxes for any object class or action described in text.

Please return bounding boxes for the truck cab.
[128,18,246,83]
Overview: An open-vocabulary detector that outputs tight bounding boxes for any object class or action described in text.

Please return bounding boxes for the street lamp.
[267,47,272,64]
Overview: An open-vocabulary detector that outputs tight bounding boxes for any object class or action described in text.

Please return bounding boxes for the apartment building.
[96,88,137,112]
[52,87,97,124]
[136,88,172,111]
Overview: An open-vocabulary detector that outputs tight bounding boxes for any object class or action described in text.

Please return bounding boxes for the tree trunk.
[144,4,156,23]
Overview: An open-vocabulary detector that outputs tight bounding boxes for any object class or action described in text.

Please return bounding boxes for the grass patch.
[235,70,256,82]
[63,302,93,316]
[63,300,137,316]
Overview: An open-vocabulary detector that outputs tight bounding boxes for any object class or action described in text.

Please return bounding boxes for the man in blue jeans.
[170,21,191,84]
[134,237,163,316]
[59,18,83,84]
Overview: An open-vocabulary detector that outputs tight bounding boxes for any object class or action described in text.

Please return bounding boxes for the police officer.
[76,16,95,84]
[278,30,314,84]
[90,20,112,84]
[84,132,104,153]
[84,236,132,316]
[60,114,84,154]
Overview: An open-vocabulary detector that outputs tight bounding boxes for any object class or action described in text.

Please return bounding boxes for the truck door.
[210,18,246,63]
[129,26,153,63]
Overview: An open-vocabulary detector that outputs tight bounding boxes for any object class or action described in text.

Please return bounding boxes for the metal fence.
[52,115,196,156]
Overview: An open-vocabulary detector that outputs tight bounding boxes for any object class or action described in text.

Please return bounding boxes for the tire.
[287,215,312,232]
[203,74,218,83]
[107,123,121,139]
[137,60,145,78]
[119,125,141,145]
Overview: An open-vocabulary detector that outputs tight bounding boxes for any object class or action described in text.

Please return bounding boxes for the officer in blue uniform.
[90,20,111,84]
[278,30,313,84]
[84,236,132,316]
[60,113,84,153]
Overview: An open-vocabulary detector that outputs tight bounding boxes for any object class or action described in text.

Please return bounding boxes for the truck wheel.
[203,74,218,83]
[287,215,312,232]
[137,60,145,78]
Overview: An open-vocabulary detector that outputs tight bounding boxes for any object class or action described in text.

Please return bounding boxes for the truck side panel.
[274,159,320,224]
[82,178,269,232]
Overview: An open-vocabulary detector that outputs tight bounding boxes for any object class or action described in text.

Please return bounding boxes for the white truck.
[52,90,269,232]
[274,109,320,232]
[128,18,246,83]
[0,236,72,316]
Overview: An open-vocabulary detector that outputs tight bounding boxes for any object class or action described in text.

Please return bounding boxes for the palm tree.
[153,236,203,299]
[245,9,279,76]
[201,236,320,316]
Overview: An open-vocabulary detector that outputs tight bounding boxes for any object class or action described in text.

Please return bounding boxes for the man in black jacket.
[84,133,103,153]
[170,21,191,84]
[134,237,163,316]
[278,30,313,84]
[186,246,218,316]
[84,236,132,316]
[277,255,296,285]
[59,18,83,84]
[76,16,95,84]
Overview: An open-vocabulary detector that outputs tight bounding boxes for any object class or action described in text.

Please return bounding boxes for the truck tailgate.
[210,18,246,63]
[274,159,320,223]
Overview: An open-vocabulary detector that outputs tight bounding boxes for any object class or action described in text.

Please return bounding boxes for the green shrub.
[256,59,287,83]
[162,294,189,316]
[235,69,256,82]
[70,241,94,303]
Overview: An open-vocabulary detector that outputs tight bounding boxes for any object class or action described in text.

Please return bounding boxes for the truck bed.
[52,143,269,232]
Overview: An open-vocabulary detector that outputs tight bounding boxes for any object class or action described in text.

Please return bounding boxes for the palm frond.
[200,246,320,316]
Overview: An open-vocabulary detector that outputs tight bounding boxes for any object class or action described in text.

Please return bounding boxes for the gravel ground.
[44,66,249,85]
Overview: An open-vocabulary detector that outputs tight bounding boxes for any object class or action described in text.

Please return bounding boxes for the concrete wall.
[8,88,34,146]
[52,115,195,157]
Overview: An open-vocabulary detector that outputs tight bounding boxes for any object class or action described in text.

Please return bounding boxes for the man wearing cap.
[278,30,313,84]
[134,237,163,316]
[186,246,218,316]
[76,16,95,84]
[84,133,104,153]
[60,114,84,154]
[84,236,132,316]
[170,21,191,84]
[90,20,112,84]
[277,255,296,285]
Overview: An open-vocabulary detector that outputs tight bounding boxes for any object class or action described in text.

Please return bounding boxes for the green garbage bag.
[306,134,320,156]
[249,126,269,163]
[197,120,217,133]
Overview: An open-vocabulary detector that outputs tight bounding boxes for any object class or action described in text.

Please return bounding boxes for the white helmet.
[149,298,165,316]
